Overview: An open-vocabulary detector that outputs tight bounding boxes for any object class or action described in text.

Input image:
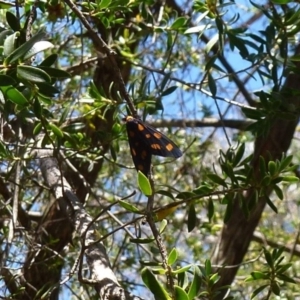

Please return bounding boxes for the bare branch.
[37,149,143,300]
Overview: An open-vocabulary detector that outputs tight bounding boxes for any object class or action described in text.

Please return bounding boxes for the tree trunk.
[211,44,300,299]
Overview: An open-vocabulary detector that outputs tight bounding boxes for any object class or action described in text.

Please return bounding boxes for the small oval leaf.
[33,122,42,135]
[138,171,152,196]
[167,248,178,265]
[23,41,54,60]
[174,285,189,300]
[3,31,19,56]
[1,85,28,106]
[5,30,45,64]
[17,65,51,83]
[188,204,197,232]
[0,75,16,86]
[49,123,64,138]
[119,200,141,213]
[141,268,171,300]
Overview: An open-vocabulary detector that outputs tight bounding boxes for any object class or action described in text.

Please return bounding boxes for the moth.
[124,116,182,175]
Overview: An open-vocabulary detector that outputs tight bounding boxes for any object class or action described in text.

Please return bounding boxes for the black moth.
[124,116,182,175]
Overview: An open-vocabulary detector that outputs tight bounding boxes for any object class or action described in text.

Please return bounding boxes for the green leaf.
[159,219,168,233]
[209,273,220,285]
[187,204,196,232]
[3,31,19,56]
[266,196,278,213]
[184,23,208,35]
[0,29,13,45]
[0,1,14,9]
[167,248,178,265]
[207,198,214,221]
[140,260,162,267]
[271,281,280,295]
[233,143,245,167]
[276,262,292,273]
[1,85,28,106]
[251,271,269,280]
[193,184,213,195]
[118,200,141,213]
[171,17,187,30]
[0,90,4,104]
[174,285,189,300]
[99,0,112,9]
[268,161,276,176]
[33,98,42,118]
[4,30,46,65]
[155,204,178,221]
[17,65,51,83]
[63,122,85,133]
[279,155,293,172]
[59,106,70,125]
[206,173,226,186]
[39,54,58,67]
[33,122,42,135]
[188,266,201,299]
[208,73,216,96]
[270,0,289,3]
[138,171,152,196]
[160,73,171,91]
[6,11,20,31]
[141,268,171,300]
[264,249,274,267]
[276,273,296,284]
[36,82,60,96]
[272,247,284,261]
[0,139,9,158]
[227,33,249,58]
[205,259,212,275]
[161,86,177,97]
[176,191,196,199]
[250,285,268,299]
[38,66,71,79]
[215,17,224,34]
[0,75,16,86]
[49,123,64,138]
[261,175,271,186]
[152,267,167,275]
[110,145,117,161]
[172,264,192,274]
[130,238,155,244]
[205,34,219,53]
[281,176,299,183]
[23,41,54,60]
[156,190,175,199]
[273,185,283,200]
[242,107,262,120]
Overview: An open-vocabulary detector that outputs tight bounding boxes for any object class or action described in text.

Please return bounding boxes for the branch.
[37,149,143,300]
[152,118,253,131]
[252,231,300,257]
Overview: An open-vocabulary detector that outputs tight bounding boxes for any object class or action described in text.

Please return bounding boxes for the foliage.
[1,0,300,300]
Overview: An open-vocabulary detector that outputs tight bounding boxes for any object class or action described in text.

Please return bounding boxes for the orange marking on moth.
[141,150,147,159]
[131,148,137,156]
[138,124,144,131]
[129,131,135,137]
[166,143,174,151]
[138,164,144,171]
[153,132,162,139]
[145,133,151,138]
[151,144,161,150]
